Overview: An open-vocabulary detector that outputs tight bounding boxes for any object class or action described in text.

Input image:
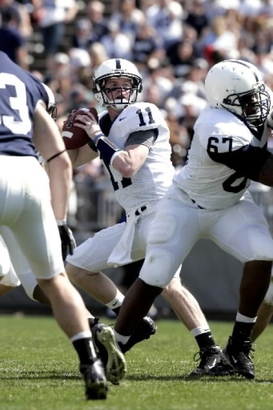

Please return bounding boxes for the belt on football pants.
[190,198,205,209]
[135,205,147,215]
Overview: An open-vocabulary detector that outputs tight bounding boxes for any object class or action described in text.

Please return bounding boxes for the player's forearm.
[67,146,98,168]
[48,158,72,220]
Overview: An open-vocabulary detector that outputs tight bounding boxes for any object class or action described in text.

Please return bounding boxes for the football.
[61,107,98,149]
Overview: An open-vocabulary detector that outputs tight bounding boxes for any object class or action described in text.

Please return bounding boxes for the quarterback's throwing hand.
[74,111,101,139]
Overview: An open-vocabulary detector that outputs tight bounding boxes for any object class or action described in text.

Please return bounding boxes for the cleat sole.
[96,326,127,385]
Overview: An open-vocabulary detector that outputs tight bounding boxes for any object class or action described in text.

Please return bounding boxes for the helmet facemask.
[222,83,271,128]
[47,103,58,120]
[98,78,140,111]
[42,83,57,120]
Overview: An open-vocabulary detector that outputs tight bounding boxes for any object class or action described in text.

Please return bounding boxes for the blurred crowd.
[1,0,273,234]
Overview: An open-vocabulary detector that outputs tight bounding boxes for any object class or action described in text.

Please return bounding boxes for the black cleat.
[93,323,126,385]
[80,359,108,400]
[223,335,255,379]
[189,345,234,377]
[119,316,157,354]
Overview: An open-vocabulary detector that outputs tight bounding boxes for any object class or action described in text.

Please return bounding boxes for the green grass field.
[0,315,272,410]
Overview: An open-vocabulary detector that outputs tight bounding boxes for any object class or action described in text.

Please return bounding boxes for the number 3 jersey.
[0,51,48,158]
[174,104,271,211]
[98,102,175,214]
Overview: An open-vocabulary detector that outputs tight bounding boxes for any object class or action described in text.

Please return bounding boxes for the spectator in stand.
[0,5,29,68]
[88,42,109,72]
[43,52,73,111]
[184,0,209,38]
[37,0,79,70]
[109,0,145,48]
[101,20,133,60]
[166,39,198,78]
[196,15,239,59]
[69,48,92,83]
[71,18,93,50]
[0,0,33,37]
[145,0,184,49]
[141,61,174,108]
[132,20,165,68]
[184,58,209,100]
[86,0,109,43]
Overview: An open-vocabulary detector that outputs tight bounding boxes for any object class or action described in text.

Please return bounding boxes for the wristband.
[93,133,105,145]
[96,136,121,166]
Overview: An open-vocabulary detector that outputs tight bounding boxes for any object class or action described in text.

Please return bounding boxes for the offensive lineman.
[113,59,273,380]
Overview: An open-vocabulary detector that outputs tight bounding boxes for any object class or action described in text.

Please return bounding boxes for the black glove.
[57,220,76,261]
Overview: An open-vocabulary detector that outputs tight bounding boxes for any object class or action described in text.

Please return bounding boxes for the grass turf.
[0,315,272,410]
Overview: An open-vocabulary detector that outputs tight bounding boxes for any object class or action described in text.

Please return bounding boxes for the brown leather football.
[61,107,98,149]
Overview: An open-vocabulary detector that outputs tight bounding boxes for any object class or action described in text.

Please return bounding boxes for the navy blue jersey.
[0,51,48,157]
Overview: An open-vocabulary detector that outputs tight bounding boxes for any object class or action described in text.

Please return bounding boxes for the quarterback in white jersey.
[114,59,273,380]
[98,101,174,214]
[66,58,222,370]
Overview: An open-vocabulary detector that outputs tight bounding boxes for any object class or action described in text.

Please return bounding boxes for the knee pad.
[140,249,175,288]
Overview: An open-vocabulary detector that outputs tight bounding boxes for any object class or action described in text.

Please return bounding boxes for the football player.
[0,79,75,301]
[0,51,120,400]
[64,57,230,376]
[0,74,125,388]
[113,59,273,380]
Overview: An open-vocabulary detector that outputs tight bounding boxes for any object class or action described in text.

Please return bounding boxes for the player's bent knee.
[65,263,84,285]
[66,263,97,285]
[140,249,174,288]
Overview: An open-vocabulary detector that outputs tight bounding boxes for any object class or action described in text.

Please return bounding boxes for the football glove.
[57,220,76,261]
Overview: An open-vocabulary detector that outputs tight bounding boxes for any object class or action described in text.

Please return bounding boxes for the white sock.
[70,331,92,342]
[236,312,257,323]
[114,330,130,345]
[105,289,124,309]
[191,326,211,337]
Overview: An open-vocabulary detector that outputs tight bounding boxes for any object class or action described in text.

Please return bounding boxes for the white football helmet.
[205,59,271,127]
[93,58,142,110]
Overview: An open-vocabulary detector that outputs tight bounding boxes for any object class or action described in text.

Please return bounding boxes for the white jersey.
[174,105,270,210]
[67,101,180,268]
[99,102,175,214]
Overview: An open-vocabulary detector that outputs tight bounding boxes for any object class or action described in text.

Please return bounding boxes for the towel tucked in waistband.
[107,206,147,266]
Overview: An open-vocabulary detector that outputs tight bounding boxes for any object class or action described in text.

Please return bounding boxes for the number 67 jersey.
[99,101,175,214]
[174,104,271,211]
